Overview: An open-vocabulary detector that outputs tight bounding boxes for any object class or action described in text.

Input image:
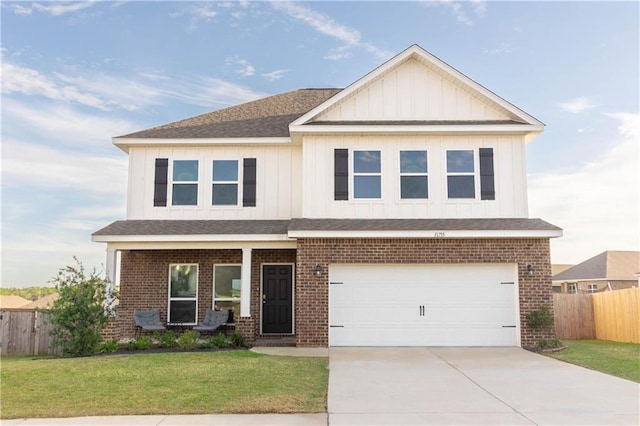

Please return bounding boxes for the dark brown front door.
[262,265,293,334]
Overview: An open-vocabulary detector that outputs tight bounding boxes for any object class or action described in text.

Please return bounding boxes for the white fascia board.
[113,137,291,153]
[289,123,543,135]
[288,229,563,239]
[103,240,297,251]
[92,233,292,243]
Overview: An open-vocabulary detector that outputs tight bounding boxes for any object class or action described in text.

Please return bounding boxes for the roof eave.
[287,229,562,239]
[113,136,293,153]
[290,123,544,135]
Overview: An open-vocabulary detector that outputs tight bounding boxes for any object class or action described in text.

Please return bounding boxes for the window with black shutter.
[479,148,495,200]
[334,149,348,200]
[153,158,168,207]
[243,158,257,207]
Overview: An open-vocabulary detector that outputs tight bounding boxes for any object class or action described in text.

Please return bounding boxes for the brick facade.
[115,239,554,349]
[295,238,555,348]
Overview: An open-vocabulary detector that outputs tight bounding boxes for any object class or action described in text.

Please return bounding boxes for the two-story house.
[93,45,562,348]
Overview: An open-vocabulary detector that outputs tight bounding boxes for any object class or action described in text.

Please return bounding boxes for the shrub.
[99,339,120,354]
[155,330,178,348]
[229,332,246,348]
[47,258,116,357]
[526,305,553,329]
[177,331,200,350]
[127,335,152,351]
[208,332,230,349]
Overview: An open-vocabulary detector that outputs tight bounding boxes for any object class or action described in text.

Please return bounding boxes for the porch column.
[241,248,252,317]
[105,248,117,310]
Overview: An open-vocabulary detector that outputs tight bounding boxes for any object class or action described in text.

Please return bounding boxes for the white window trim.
[170,159,199,207]
[213,264,242,311]
[568,283,577,293]
[587,284,597,293]
[399,150,429,200]
[445,149,478,200]
[352,149,382,200]
[167,263,199,325]
[211,160,240,207]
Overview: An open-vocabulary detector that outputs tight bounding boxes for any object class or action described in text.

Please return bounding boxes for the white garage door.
[329,264,519,347]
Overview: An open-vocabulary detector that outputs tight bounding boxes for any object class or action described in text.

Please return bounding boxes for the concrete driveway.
[328,347,639,425]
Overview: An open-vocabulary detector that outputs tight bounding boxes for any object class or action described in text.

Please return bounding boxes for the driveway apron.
[328,347,639,425]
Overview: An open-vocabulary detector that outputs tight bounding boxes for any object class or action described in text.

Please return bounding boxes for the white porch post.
[241,248,252,317]
[105,247,117,310]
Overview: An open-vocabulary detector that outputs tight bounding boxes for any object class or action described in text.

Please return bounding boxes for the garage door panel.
[329,264,519,347]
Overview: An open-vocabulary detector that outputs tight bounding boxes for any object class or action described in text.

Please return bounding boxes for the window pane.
[354,151,381,173]
[173,160,198,181]
[214,265,242,299]
[213,160,238,181]
[170,265,198,297]
[212,184,238,205]
[169,300,196,323]
[447,151,474,173]
[172,184,198,205]
[401,176,428,199]
[447,176,475,198]
[354,176,381,199]
[400,151,428,173]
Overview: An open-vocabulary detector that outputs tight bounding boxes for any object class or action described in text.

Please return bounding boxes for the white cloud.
[7,1,96,16]
[271,1,392,60]
[225,56,256,77]
[423,0,487,26]
[558,96,597,114]
[482,42,512,55]
[529,112,640,264]
[262,68,290,82]
[2,139,128,194]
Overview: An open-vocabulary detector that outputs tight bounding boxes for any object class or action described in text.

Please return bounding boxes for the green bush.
[47,258,116,357]
[229,332,246,348]
[177,331,200,350]
[154,330,178,348]
[99,339,120,354]
[208,332,230,349]
[526,305,553,329]
[127,335,152,350]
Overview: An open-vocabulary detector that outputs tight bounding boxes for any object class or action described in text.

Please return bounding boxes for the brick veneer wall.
[295,238,555,348]
[116,248,296,343]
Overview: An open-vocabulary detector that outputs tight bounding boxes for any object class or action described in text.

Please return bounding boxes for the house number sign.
[433,232,446,237]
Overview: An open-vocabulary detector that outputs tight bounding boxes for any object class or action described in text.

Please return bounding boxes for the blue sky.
[1,1,638,287]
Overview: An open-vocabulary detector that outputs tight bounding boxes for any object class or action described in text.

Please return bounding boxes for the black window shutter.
[153,158,168,207]
[334,149,349,200]
[479,148,495,200]
[243,158,257,207]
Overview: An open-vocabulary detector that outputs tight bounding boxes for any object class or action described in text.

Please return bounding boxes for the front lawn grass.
[545,340,640,383]
[0,351,328,419]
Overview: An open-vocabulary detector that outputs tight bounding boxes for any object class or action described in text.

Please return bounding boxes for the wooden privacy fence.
[554,287,640,343]
[0,309,60,356]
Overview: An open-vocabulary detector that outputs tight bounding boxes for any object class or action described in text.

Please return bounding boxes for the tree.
[48,259,116,357]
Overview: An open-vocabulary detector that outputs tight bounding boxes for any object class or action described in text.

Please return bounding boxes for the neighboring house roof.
[0,295,31,309]
[22,293,59,310]
[118,88,342,139]
[551,264,573,277]
[552,251,640,281]
[93,218,561,241]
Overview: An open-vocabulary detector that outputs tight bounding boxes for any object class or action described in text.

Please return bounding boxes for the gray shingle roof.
[93,218,560,237]
[93,220,291,236]
[119,89,342,139]
[289,218,561,232]
[553,251,640,281]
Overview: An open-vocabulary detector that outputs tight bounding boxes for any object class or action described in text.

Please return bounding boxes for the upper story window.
[353,150,381,199]
[446,150,475,199]
[172,160,198,205]
[212,160,239,205]
[400,150,428,199]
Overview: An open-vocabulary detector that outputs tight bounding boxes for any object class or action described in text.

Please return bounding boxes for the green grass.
[0,351,328,419]
[545,340,640,383]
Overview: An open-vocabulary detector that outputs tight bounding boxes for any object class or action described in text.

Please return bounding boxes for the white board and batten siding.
[301,135,528,219]
[317,57,515,122]
[126,146,302,220]
[329,264,520,347]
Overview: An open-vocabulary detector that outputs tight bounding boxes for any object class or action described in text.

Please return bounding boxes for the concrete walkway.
[328,347,640,425]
